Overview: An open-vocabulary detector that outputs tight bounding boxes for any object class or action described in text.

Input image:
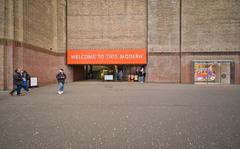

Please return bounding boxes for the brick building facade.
[0,0,240,90]
[0,0,73,90]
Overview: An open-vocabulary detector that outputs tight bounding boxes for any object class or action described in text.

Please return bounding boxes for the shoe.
[58,91,61,95]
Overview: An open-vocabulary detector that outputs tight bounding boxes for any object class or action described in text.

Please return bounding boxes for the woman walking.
[21,70,30,93]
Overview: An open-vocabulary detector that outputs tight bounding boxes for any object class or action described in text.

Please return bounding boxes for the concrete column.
[57,0,66,53]
[4,0,14,39]
[3,0,14,90]
[0,0,5,38]
[14,0,23,42]
[0,0,5,90]
[13,0,24,70]
[0,44,4,90]
[52,0,58,52]
[147,0,180,83]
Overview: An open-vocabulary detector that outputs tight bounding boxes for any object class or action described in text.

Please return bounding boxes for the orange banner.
[67,49,147,64]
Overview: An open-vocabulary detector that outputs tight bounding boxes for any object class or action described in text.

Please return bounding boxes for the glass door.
[220,62,231,84]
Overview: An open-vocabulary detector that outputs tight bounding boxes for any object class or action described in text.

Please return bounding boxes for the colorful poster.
[67,49,147,65]
[194,63,216,82]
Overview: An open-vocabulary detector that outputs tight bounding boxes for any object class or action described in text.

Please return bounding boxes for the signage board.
[30,77,38,87]
[67,49,147,65]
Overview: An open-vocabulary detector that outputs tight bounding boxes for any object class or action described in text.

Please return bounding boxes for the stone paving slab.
[0,82,240,149]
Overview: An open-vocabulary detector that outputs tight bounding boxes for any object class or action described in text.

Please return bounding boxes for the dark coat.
[22,71,30,80]
[56,72,67,83]
[13,72,23,85]
[138,70,145,77]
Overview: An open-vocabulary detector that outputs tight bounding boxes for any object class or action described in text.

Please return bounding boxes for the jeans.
[9,85,17,95]
[58,82,64,92]
[139,76,144,83]
[16,84,22,95]
[22,80,29,91]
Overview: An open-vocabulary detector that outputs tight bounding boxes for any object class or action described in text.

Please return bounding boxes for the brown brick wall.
[147,55,180,83]
[0,0,4,38]
[22,46,73,86]
[182,0,240,52]
[1,41,73,90]
[147,0,240,83]
[147,53,240,84]
[179,0,240,83]
[0,0,15,90]
[0,0,70,90]
[14,0,24,42]
[147,0,180,83]
[57,0,67,53]
[4,45,14,90]
[22,0,66,52]
[0,45,4,90]
[23,0,54,51]
[148,0,180,53]
[67,0,147,50]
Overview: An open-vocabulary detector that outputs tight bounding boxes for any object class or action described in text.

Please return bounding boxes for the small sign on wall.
[30,77,38,87]
[104,75,113,81]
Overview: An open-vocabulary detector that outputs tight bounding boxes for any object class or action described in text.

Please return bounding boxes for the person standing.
[138,67,145,83]
[56,69,67,95]
[118,70,123,81]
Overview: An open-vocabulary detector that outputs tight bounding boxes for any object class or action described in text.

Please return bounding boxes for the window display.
[193,61,233,84]
[194,63,217,82]
[84,65,145,81]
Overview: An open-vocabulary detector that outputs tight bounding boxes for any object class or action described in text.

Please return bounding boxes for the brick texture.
[182,0,240,52]
[23,0,54,51]
[147,0,180,82]
[148,0,180,52]
[67,0,147,50]
[147,0,240,83]
[0,45,4,90]
[0,0,4,38]
[57,0,67,53]
[147,55,180,83]
[14,0,24,42]
[0,0,72,90]
[4,45,14,89]
[22,47,73,86]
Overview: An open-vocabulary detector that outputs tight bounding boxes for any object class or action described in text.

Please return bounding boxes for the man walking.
[9,68,23,96]
[56,69,67,95]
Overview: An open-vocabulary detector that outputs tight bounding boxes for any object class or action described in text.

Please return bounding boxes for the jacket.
[13,72,23,85]
[56,72,66,83]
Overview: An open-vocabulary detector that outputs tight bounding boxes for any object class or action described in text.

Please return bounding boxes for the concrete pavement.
[0,82,240,149]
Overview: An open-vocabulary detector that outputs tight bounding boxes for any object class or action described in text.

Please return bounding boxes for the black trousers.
[9,85,17,95]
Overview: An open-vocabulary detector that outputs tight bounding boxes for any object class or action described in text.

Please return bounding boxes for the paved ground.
[0,82,240,149]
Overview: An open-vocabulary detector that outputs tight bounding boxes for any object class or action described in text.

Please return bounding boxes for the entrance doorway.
[84,65,145,81]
